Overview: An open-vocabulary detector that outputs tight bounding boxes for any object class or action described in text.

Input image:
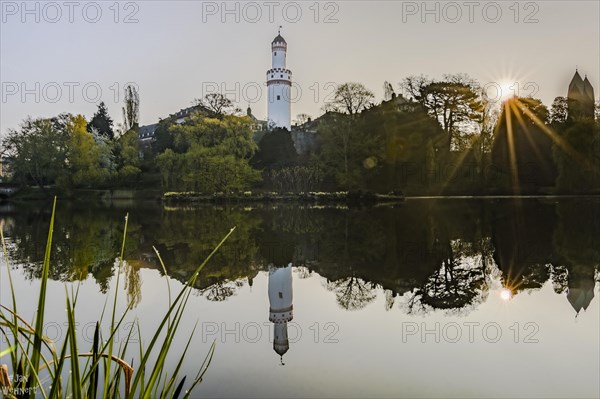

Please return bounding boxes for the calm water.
[1,198,599,398]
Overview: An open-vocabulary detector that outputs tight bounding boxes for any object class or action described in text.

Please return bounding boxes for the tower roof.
[272,34,286,44]
[583,76,595,101]
[569,70,584,92]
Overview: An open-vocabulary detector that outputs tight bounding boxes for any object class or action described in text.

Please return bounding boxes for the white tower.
[268,263,293,363]
[267,28,292,130]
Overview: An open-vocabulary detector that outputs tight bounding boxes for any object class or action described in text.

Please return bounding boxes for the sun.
[498,81,517,102]
[500,288,513,301]
[484,76,521,104]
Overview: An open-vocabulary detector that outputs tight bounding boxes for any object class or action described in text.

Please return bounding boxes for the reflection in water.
[268,263,294,365]
[1,199,599,316]
[1,199,598,398]
[567,269,596,316]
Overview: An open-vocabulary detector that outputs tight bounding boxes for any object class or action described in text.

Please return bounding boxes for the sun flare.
[500,288,513,301]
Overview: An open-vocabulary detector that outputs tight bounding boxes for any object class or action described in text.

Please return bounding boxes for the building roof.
[138,123,159,139]
[569,70,584,93]
[583,76,595,100]
[272,34,286,44]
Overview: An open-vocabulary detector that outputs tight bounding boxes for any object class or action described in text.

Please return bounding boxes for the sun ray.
[504,101,520,195]
[515,98,600,176]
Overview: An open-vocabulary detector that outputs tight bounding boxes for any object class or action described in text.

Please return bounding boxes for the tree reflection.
[2,198,598,315]
[403,238,492,314]
[327,277,377,310]
[198,281,236,301]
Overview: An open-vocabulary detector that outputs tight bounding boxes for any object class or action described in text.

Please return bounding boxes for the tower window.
[274,52,277,55]
[280,74,283,78]
[277,95,281,100]
[271,75,273,78]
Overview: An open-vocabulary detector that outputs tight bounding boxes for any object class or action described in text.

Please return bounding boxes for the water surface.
[1,198,598,398]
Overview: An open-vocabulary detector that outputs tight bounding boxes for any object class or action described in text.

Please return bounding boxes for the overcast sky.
[1,0,599,134]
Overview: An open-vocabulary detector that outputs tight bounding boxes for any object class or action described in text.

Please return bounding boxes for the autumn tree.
[62,114,110,187]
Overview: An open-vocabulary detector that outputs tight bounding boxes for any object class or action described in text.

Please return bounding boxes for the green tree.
[402,74,483,150]
[87,101,115,140]
[251,128,298,169]
[115,129,142,183]
[151,120,175,154]
[156,114,260,192]
[3,115,69,188]
[549,96,569,128]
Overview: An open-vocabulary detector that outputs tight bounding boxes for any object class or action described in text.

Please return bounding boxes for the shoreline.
[3,187,600,204]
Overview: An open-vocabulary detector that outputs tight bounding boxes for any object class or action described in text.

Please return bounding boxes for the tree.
[554,119,599,193]
[150,120,175,154]
[3,115,69,188]
[549,96,569,128]
[115,129,141,183]
[122,84,140,132]
[156,114,260,192]
[402,74,483,150]
[294,113,311,125]
[196,93,234,118]
[62,114,110,187]
[324,82,374,116]
[400,74,430,107]
[251,128,297,169]
[327,277,376,310]
[490,97,556,194]
[87,102,115,140]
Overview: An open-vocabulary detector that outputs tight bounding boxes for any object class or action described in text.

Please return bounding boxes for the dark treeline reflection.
[1,199,598,314]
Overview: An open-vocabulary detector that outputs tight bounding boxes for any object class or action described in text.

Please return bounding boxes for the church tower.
[568,70,595,120]
[268,264,294,364]
[267,29,292,130]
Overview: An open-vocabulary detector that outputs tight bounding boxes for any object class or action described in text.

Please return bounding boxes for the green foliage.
[317,99,445,192]
[62,115,111,188]
[115,129,142,183]
[157,115,260,192]
[251,128,298,169]
[87,102,115,140]
[150,121,175,154]
[3,115,70,187]
[402,74,484,150]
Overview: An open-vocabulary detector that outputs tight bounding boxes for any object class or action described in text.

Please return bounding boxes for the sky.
[1,0,599,135]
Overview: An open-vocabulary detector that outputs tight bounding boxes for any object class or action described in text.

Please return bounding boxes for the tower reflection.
[268,263,293,365]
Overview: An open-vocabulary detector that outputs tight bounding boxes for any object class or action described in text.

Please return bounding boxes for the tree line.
[2,76,599,195]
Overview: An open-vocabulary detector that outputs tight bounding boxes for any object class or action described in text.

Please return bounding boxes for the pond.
[1,198,598,398]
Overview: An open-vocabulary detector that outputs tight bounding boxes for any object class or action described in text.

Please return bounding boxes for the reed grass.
[0,197,234,398]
